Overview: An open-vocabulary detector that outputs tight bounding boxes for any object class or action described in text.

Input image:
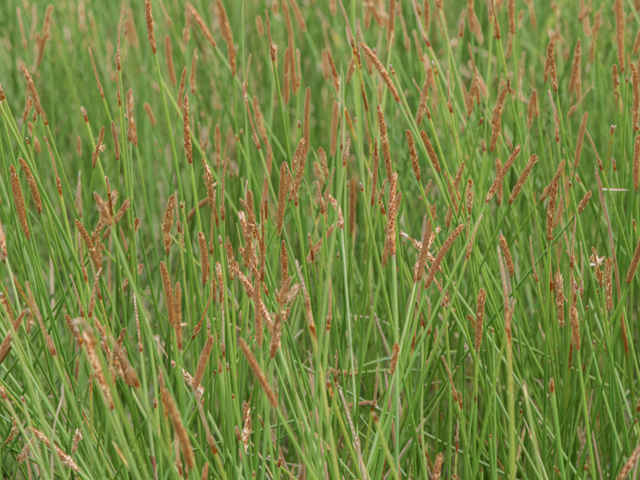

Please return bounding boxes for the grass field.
[1,0,640,478]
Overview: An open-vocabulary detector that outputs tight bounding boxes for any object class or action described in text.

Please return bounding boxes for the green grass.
[1,0,640,478]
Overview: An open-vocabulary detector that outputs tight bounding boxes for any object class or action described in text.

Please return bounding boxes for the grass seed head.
[544,40,558,92]
[555,269,565,326]
[605,258,613,311]
[10,165,30,240]
[425,224,465,289]
[389,342,399,374]
[239,337,279,408]
[546,179,558,241]
[216,0,236,76]
[615,0,625,72]
[573,112,588,172]
[577,190,592,214]
[568,40,582,99]
[419,129,441,174]
[165,35,176,85]
[361,43,400,102]
[111,121,120,161]
[475,288,487,351]
[349,177,357,236]
[186,3,216,48]
[509,154,538,204]
[618,443,640,479]
[88,47,104,98]
[627,235,640,283]
[527,89,538,129]
[634,135,640,191]
[183,93,193,164]
[144,0,156,54]
[406,129,421,181]
[18,158,42,215]
[499,234,515,277]
[194,335,214,388]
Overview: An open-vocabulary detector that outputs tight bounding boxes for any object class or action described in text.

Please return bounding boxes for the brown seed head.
[165,35,177,85]
[194,335,214,388]
[10,165,30,240]
[406,130,421,180]
[413,218,433,283]
[508,154,538,204]
[577,190,592,214]
[83,330,114,409]
[634,135,640,191]
[18,158,42,215]
[615,0,625,72]
[114,344,141,388]
[20,65,47,125]
[627,235,640,283]
[198,232,210,285]
[425,224,465,289]
[540,160,565,202]
[605,258,613,311]
[486,145,521,203]
[115,9,124,71]
[361,43,400,102]
[475,288,486,351]
[433,452,444,480]
[349,177,357,236]
[489,105,502,152]
[239,337,279,408]
[568,40,582,99]
[618,443,640,479]
[291,138,308,205]
[546,179,558,241]
[276,162,290,236]
[370,139,380,206]
[91,126,105,168]
[144,0,156,54]
[183,93,192,164]
[544,40,558,92]
[389,342,399,374]
[143,103,156,127]
[163,194,176,254]
[419,130,441,173]
[188,48,198,94]
[499,234,515,277]
[527,89,538,129]
[216,0,236,76]
[88,47,104,98]
[185,3,216,48]
[573,112,588,172]
[570,306,580,349]
[265,10,276,62]
[555,269,565,326]
[160,382,194,470]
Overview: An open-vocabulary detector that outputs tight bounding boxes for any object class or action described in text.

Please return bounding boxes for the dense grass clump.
[2,0,640,478]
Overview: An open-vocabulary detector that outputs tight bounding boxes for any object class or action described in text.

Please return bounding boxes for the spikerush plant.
[2,0,640,478]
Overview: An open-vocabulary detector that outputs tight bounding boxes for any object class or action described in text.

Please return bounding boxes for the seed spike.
[508,154,538,204]
[10,166,30,240]
[615,0,625,72]
[239,337,279,408]
[425,224,465,289]
[419,130,441,173]
[573,112,588,172]
[144,0,156,54]
[475,288,486,351]
[18,158,42,215]
[361,43,400,102]
[185,3,215,48]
